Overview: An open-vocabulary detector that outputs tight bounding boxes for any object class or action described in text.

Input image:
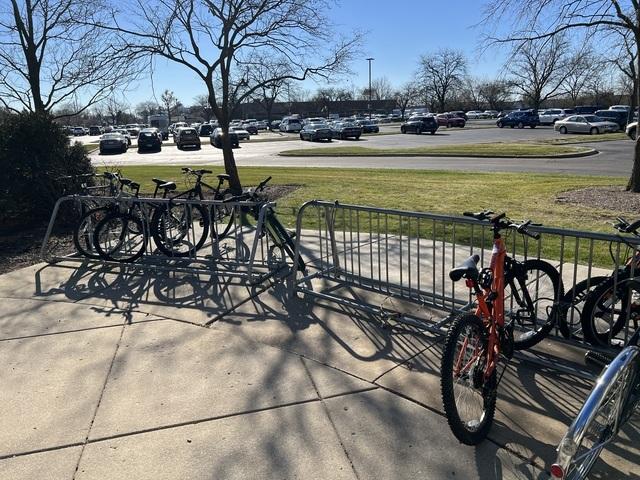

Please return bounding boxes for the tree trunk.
[627,32,640,192]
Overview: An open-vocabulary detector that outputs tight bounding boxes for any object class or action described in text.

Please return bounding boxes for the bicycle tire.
[210,195,235,240]
[580,274,636,346]
[93,212,146,263]
[268,215,306,272]
[150,203,210,257]
[505,259,563,350]
[441,313,497,445]
[558,276,609,340]
[551,346,640,480]
[73,206,112,259]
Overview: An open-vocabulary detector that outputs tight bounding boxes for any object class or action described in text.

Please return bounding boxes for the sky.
[124,0,509,107]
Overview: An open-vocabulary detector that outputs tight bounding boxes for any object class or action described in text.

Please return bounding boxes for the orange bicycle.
[441,211,562,444]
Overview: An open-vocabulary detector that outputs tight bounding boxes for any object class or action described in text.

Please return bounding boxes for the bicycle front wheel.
[580,275,637,346]
[73,206,112,259]
[441,313,497,445]
[93,212,146,263]
[551,346,640,480]
[150,203,209,257]
[558,276,609,340]
[505,259,563,350]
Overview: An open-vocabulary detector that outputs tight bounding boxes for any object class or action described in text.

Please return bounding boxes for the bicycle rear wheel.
[267,216,306,272]
[210,195,235,240]
[73,206,112,259]
[558,276,608,340]
[441,313,497,445]
[505,259,563,350]
[150,203,209,257]
[551,346,640,480]
[93,212,146,263]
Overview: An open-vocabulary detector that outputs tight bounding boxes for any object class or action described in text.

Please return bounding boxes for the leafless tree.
[0,0,140,117]
[608,26,638,122]
[394,83,419,119]
[361,76,393,100]
[417,49,467,113]
[563,48,605,104]
[136,100,161,120]
[103,0,361,192]
[104,96,130,125]
[192,94,214,121]
[482,0,640,190]
[478,79,512,111]
[161,90,180,125]
[505,36,574,110]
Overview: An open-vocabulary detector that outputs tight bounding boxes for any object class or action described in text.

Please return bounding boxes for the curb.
[278,148,599,159]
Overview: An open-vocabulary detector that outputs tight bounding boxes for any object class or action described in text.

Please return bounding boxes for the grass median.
[278,143,594,157]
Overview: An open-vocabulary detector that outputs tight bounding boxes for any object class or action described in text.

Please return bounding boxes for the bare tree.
[563,48,605,104]
[0,0,139,117]
[609,26,638,123]
[361,76,393,100]
[418,48,467,113]
[161,90,180,125]
[505,36,573,110]
[483,0,640,190]
[394,83,419,119]
[104,96,130,125]
[136,100,160,120]
[192,94,213,121]
[478,79,512,111]
[104,0,361,192]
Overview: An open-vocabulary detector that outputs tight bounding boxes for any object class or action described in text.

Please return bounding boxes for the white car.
[279,117,303,132]
[610,105,630,112]
[230,126,250,141]
[554,115,619,134]
[466,110,489,119]
[626,121,637,140]
[538,108,574,125]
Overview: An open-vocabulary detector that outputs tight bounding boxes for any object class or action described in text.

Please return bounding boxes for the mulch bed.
[556,185,640,213]
[0,184,300,275]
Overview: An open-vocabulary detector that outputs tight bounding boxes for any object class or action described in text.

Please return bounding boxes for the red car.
[436,113,466,128]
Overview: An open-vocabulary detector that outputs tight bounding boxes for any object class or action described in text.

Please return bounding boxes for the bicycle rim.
[94,214,146,262]
[73,207,110,259]
[441,314,497,445]
[151,204,208,257]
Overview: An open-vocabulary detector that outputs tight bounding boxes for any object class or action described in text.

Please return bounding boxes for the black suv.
[496,110,539,129]
[400,116,438,134]
[595,110,629,129]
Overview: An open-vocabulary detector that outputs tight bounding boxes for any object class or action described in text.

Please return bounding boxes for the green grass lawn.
[535,133,628,144]
[279,143,593,157]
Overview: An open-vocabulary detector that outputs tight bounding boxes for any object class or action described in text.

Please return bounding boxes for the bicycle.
[223,176,306,273]
[441,210,563,445]
[551,312,640,479]
[576,216,640,346]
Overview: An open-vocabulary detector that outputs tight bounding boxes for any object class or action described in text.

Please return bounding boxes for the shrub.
[0,112,94,230]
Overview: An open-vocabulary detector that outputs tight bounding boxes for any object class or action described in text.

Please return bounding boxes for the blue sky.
[126,0,509,107]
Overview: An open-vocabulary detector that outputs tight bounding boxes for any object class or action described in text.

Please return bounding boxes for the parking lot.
[85,122,633,176]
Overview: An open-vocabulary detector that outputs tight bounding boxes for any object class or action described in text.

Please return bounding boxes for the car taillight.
[550,464,564,479]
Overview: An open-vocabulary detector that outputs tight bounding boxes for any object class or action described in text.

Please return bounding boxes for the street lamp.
[366,57,374,119]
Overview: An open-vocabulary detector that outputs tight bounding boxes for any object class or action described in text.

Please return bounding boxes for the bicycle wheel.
[73,206,112,259]
[267,215,306,272]
[505,259,563,350]
[441,313,497,445]
[150,203,209,257]
[551,346,640,480]
[93,212,146,263]
[580,275,638,346]
[558,276,609,340]
[210,194,235,240]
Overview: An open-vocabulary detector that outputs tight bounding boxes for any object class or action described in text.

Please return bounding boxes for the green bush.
[0,112,94,229]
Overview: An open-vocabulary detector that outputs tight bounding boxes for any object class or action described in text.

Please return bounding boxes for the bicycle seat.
[159,181,176,191]
[152,178,170,185]
[217,174,230,181]
[449,254,480,282]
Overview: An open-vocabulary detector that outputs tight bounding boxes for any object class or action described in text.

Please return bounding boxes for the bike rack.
[288,200,640,379]
[41,195,292,285]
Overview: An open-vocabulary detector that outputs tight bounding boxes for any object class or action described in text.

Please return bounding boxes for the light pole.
[366,57,374,119]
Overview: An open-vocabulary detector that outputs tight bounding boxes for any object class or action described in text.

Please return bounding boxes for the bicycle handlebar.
[614,216,640,235]
[463,210,540,239]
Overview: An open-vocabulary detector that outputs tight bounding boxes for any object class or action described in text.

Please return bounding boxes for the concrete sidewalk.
[0,260,638,479]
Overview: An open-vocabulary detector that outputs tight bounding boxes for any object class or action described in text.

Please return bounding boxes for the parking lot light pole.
[366,57,374,120]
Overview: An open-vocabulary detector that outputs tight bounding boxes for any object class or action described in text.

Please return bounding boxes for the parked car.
[137,128,163,152]
[436,113,466,128]
[466,110,490,119]
[89,126,103,136]
[99,133,128,154]
[594,109,629,129]
[330,121,362,140]
[573,106,603,115]
[230,126,250,141]
[554,115,619,134]
[497,110,514,118]
[300,123,332,141]
[626,121,638,140]
[609,105,630,112]
[448,111,467,121]
[356,119,380,133]
[538,108,574,125]
[400,116,438,134]
[174,127,201,149]
[198,123,214,137]
[496,110,539,128]
[126,124,141,138]
[483,110,499,118]
[255,120,268,130]
[279,117,303,133]
[113,129,132,146]
[72,127,85,136]
[210,128,239,148]
[270,119,282,130]
[241,122,258,135]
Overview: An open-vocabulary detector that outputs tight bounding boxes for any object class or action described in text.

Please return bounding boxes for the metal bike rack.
[289,200,640,378]
[41,195,291,285]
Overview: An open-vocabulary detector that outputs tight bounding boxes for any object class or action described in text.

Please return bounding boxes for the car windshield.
[182,129,196,135]
[140,132,155,137]
[102,134,121,139]
[359,120,373,125]
[583,115,600,122]
[310,123,328,128]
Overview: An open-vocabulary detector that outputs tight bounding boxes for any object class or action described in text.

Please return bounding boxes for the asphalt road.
[88,123,633,177]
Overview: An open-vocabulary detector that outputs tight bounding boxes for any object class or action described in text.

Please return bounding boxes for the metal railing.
[289,200,640,375]
[42,194,289,284]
